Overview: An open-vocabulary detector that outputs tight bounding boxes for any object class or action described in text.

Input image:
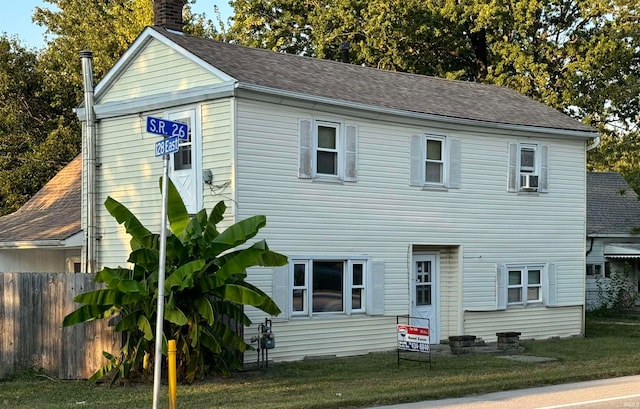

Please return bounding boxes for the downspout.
[81,50,97,274]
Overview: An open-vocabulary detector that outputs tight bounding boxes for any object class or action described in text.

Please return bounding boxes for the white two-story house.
[75,0,598,362]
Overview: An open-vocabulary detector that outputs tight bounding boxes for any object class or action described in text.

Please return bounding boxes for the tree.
[63,179,287,383]
[0,35,79,215]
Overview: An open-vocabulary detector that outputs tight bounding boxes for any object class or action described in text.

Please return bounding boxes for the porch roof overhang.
[604,243,640,258]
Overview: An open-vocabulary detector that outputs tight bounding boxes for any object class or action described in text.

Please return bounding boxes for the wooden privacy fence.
[0,272,120,380]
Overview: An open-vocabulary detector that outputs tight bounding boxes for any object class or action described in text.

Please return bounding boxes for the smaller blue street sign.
[146,116,188,139]
[155,136,180,157]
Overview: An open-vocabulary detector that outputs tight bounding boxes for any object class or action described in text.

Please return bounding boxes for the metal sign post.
[146,116,188,409]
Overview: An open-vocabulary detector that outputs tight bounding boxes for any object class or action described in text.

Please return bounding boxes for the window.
[298,118,357,182]
[291,259,367,316]
[507,266,542,305]
[410,133,461,189]
[586,263,602,276]
[507,142,549,193]
[316,124,339,176]
[497,263,556,309]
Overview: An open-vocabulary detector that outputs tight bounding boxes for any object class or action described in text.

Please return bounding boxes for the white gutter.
[586,136,601,151]
[0,240,67,249]
[81,50,97,274]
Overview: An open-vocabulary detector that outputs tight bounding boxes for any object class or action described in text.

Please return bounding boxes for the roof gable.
[587,172,640,236]
[95,29,234,104]
[0,155,81,244]
[145,27,595,136]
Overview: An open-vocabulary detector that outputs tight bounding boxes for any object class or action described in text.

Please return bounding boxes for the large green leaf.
[215,240,288,281]
[128,248,159,268]
[217,283,281,316]
[165,304,188,326]
[104,196,152,247]
[115,310,142,333]
[95,267,132,287]
[164,259,205,291]
[164,177,190,237]
[138,315,154,340]
[63,304,113,326]
[194,297,215,325]
[205,215,267,257]
[199,327,222,354]
[74,288,140,306]
[241,281,282,316]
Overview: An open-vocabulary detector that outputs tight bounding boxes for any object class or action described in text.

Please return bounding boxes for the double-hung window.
[298,118,357,182]
[497,263,556,308]
[508,142,549,193]
[507,266,542,305]
[291,259,367,316]
[410,133,461,189]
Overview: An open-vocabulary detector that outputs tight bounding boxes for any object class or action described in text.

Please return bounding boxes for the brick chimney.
[154,0,186,32]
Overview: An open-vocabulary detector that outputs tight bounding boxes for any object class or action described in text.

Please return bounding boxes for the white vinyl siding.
[99,39,224,104]
[235,99,585,354]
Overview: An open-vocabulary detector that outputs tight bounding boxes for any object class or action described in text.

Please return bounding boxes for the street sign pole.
[145,115,188,409]
[152,147,170,409]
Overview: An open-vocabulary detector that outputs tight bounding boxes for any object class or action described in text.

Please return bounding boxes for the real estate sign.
[397,324,430,353]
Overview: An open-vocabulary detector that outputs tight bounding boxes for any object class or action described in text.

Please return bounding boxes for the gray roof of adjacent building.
[0,155,81,244]
[587,172,640,236]
[153,27,596,136]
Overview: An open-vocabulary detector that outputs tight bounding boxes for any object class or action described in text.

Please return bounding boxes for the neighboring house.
[586,172,640,310]
[0,155,82,273]
[75,0,599,362]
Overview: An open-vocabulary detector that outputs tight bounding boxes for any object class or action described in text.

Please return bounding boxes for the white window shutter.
[507,142,518,192]
[410,135,423,186]
[448,138,461,189]
[369,261,385,315]
[539,144,549,193]
[344,124,357,182]
[546,263,557,307]
[496,263,506,310]
[298,119,312,179]
[272,265,290,319]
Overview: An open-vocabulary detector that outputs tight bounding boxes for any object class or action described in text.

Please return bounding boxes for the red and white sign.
[397,324,430,353]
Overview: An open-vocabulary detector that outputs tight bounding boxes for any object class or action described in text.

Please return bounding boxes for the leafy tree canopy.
[0,35,78,215]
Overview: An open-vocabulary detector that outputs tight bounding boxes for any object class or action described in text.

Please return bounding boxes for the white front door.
[411,253,439,343]
[168,109,201,214]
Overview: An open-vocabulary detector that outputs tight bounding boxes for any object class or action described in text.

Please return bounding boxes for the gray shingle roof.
[154,27,595,135]
[587,172,640,236]
[0,155,81,243]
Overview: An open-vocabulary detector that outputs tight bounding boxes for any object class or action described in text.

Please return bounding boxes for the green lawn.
[1,317,639,409]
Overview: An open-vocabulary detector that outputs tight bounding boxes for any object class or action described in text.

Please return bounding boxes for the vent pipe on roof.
[154,0,186,32]
[340,42,350,64]
[80,50,97,274]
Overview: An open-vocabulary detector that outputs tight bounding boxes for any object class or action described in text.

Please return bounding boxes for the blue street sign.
[155,136,180,157]
[146,116,188,139]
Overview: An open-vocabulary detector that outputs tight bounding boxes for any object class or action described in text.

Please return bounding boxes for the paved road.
[368,375,640,409]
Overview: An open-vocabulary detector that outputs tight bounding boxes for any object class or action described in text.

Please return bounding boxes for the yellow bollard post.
[168,339,177,409]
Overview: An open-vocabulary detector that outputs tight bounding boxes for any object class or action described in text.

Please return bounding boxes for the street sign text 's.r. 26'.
[146,116,188,139]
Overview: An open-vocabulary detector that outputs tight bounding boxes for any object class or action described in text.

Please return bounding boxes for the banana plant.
[63,178,287,383]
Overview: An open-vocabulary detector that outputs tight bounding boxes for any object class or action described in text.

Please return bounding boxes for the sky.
[0,0,233,50]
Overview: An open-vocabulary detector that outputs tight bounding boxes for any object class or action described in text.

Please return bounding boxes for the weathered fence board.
[0,272,120,380]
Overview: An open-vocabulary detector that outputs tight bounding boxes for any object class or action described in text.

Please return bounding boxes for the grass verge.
[1,317,639,409]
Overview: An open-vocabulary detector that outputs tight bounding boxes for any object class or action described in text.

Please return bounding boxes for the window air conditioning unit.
[520,174,539,190]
